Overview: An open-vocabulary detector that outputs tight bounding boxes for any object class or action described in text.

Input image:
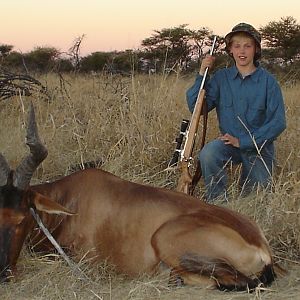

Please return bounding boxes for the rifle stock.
[176,89,206,194]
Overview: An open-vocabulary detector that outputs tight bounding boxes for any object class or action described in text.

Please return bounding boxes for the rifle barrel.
[199,36,217,90]
[180,36,217,163]
[176,35,217,194]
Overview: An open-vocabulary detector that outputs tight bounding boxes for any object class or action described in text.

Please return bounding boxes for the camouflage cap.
[225,23,261,59]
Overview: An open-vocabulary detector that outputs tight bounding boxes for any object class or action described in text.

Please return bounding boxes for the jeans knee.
[199,140,226,166]
[199,146,213,164]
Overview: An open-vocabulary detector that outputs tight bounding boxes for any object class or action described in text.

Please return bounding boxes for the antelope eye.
[0,210,26,226]
[11,213,26,225]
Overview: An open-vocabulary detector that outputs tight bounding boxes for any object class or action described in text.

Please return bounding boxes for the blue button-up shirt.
[186,65,286,151]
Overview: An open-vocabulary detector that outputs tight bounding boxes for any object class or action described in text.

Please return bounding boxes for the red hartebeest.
[0,104,278,290]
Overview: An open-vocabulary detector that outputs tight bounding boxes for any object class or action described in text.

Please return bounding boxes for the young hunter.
[186,23,286,201]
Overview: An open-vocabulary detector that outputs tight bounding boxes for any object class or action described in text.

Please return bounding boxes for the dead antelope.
[0,104,279,290]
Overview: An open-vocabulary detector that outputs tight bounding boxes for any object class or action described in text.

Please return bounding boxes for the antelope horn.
[13,103,48,189]
[0,153,10,186]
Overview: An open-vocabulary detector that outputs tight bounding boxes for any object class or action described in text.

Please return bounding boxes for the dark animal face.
[0,104,74,283]
[0,184,32,283]
[0,103,48,283]
[0,182,75,283]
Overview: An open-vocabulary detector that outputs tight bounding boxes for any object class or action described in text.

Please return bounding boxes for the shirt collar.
[229,64,262,83]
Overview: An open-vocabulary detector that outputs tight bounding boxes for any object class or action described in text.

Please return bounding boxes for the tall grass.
[0,73,299,299]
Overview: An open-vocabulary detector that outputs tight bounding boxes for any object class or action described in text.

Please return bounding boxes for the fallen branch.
[0,70,50,101]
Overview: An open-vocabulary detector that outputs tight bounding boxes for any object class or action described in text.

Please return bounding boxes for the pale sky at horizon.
[1,0,300,56]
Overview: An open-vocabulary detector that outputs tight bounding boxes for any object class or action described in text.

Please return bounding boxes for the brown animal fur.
[21,168,276,290]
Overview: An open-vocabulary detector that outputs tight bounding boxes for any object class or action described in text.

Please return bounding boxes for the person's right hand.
[199,54,215,75]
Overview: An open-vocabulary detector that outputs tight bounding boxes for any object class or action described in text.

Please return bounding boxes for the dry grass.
[0,73,299,299]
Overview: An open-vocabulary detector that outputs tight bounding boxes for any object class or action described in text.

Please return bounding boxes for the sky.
[1,0,300,56]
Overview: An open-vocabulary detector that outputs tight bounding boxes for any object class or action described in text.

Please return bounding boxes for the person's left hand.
[219,133,240,148]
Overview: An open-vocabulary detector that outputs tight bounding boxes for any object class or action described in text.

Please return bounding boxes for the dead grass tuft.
[0,73,299,299]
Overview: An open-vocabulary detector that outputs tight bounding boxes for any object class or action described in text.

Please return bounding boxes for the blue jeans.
[199,139,275,201]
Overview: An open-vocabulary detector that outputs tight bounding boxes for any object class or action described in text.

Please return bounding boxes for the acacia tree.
[0,44,14,58]
[189,31,226,70]
[259,16,300,63]
[80,51,110,72]
[189,28,214,57]
[140,25,222,73]
[0,44,14,68]
[1,52,24,71]
[24,47,60,72]
[141,25,195,72]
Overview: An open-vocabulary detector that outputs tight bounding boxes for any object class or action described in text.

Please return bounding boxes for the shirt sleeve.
[238,79,286,151]
[186,74,218,113]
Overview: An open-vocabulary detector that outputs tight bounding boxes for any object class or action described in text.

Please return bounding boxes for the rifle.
[169,36,217,195]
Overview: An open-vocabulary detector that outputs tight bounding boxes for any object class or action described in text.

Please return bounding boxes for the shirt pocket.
[219,97,233,108]
[245,103,266,128]
[218,98,234,132]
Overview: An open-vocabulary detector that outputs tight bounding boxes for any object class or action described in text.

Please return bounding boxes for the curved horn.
[13,103,48,189]
[0,153,10,186]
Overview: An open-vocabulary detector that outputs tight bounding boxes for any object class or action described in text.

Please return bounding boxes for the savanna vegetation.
[0,14,299,300]
[0,71,299,299]
[1,16,300,76]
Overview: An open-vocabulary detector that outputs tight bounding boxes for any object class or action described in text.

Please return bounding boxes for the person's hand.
[219,133,240,148]
[199,54,215,75]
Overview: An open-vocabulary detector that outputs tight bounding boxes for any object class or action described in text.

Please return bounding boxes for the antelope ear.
[33,193,76,216]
